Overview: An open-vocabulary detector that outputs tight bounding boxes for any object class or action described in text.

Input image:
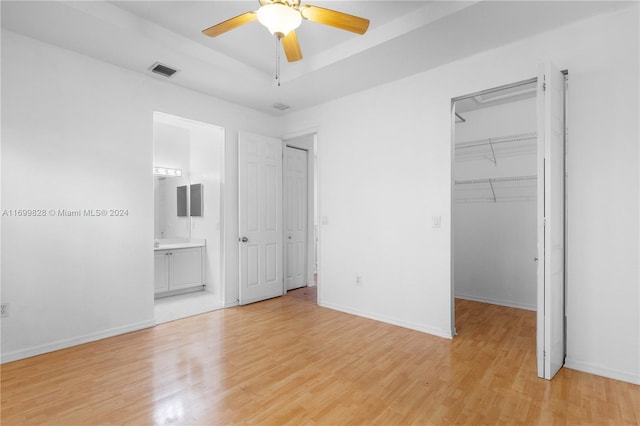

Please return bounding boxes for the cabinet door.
[154,252,169,293]
[170,247,203,290]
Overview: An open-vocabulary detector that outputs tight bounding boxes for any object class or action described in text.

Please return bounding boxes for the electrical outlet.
[356,276,362,286]
[0,303,8,318]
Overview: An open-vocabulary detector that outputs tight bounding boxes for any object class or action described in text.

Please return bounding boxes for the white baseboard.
[455,293,536,311]
[1,319,156,364]
[565,357,640,385]
[224,300,239,308]
[319,301,453,339]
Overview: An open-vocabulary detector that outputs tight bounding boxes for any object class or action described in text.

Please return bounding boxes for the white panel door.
[239,132,283,305]
[536,63,566,380]
[284,146,308,291]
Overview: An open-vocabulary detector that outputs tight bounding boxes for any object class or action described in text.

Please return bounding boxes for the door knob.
[288,236,292,239]
[534,257,539,261]
[240,237,248,243]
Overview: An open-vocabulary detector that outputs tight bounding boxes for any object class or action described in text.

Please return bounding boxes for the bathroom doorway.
[153,112,225,323]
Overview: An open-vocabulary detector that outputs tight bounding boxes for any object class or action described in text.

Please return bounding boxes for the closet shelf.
[455,175,537,203]
[455,132,537,165]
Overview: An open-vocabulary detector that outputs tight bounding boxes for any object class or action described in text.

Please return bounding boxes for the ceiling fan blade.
[281,30,303,62]
[202,11,257,37]
[300,5,370,35]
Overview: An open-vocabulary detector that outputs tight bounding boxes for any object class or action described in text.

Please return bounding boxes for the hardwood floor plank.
[2,297,639,425]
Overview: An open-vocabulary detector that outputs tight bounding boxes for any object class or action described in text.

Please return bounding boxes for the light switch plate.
[432,216,441,228]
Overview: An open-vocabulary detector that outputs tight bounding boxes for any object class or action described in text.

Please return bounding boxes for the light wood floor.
[2,298,638,425]
[284,286,317,304]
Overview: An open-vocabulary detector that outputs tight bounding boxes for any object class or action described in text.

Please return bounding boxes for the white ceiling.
[1,1,632,116]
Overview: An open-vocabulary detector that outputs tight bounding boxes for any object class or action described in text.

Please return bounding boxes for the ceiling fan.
[202,0,370,63]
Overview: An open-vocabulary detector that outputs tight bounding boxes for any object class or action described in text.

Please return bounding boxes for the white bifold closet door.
[536,63,566,380]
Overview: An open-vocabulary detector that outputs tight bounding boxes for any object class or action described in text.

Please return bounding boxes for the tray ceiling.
[1,1,632,115]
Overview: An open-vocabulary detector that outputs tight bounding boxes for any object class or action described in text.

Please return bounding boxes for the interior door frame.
[449,73,567,379]
[281,129,320,301]
[153,111,226,309]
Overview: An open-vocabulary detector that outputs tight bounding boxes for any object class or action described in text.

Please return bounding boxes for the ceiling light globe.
[257,3,302,37]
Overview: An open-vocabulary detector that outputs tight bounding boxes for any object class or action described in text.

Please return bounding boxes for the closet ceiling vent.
[149,62,179,78]
[272,102,291,111]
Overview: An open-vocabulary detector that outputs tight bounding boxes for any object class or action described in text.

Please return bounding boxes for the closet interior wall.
[454,96,537,311]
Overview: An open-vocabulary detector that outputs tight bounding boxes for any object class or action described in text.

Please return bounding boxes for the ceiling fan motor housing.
[257,2,302,37]
[259,0,301,8]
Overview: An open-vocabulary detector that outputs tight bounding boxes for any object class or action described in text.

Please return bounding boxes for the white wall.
[285,83,455,339]
[454,97,537,310]
[280,5,639,383]
[189,123,225,297]
[0,29,278,362]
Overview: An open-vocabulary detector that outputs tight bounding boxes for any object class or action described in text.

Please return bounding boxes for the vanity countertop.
[154,240,206,251]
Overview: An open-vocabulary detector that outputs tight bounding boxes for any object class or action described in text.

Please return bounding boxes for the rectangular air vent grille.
[149,62,179,78]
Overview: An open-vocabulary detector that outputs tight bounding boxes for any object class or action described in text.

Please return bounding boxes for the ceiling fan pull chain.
[275,36,281,87]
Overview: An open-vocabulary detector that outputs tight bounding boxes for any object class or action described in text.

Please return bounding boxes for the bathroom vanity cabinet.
[154,246,204,294]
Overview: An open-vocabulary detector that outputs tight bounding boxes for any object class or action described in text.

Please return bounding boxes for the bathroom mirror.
[154,120,192,240]
[155,175,191,239]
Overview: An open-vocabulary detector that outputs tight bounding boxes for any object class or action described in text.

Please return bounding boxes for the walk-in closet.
[453,82,538,311]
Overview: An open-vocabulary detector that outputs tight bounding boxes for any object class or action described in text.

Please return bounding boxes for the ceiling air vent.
[272,103,290,111]
[149,62,179,78]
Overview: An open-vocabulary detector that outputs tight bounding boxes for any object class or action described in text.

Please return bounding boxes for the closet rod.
[455,175,537,185]
[455,132,536,150]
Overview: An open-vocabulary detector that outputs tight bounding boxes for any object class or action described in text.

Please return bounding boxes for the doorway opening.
[451,69,567,380]
[283,133,318,305]
[152,112,225,323]
[237,131,319,306]
[453,80,538,310]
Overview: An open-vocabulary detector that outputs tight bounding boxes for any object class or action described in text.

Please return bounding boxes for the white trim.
[280,126,320,141]
[224,300,239,308]
[565,358,640,385]
[320,301,453,339]
[218,126,227,308]
[455,294,536,312]
[1,319,155,364]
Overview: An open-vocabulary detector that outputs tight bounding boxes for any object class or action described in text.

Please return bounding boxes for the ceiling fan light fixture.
[257,3,301,37]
